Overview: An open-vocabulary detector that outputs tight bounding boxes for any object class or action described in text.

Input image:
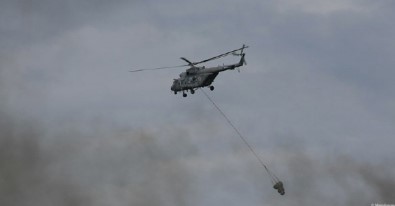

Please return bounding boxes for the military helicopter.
[130,45,248,97]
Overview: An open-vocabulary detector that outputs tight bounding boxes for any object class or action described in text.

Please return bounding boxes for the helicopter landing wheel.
[174,91,177,95]
[209,86,214,91]
[190,89,195,94]
[183,93,187,97]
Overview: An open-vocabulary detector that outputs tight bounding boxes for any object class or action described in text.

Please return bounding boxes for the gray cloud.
[0,107,200,205]
[271,149,395,205]
[2,109,394,206]
[0,116,90,205]
[0,0,144,49]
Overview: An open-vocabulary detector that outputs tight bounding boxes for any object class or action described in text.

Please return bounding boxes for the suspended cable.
[200,89,284,195]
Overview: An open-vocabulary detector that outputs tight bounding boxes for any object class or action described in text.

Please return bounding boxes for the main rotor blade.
[180,57,194,66]
[129,64,188,72]
[129,45,248,72]
[193,45,249,65]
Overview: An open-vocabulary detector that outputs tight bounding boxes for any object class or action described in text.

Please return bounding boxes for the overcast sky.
[1,0,395,205]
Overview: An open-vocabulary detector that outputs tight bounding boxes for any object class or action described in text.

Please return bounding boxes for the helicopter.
[130,45,248,97]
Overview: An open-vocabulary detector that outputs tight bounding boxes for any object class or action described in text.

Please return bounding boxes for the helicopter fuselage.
[170,71,218,92]
[170,54,245,94]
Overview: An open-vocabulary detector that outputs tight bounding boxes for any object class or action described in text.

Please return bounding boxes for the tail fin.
[237,53,246,67]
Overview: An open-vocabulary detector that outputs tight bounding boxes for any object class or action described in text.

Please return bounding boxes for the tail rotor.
[240,44,246,55]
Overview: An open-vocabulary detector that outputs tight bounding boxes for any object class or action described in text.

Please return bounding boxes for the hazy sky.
[1,0,394,205]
